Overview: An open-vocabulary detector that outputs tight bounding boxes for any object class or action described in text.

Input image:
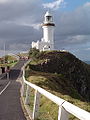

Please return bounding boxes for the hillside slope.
[25,50,90,119]
[28,51,90,101]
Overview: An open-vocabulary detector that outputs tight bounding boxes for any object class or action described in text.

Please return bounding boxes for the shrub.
[29,48,40,59]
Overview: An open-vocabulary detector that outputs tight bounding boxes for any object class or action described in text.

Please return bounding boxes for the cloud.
[0,0,43,23]
[85,47,90,51]
[0,0,8,3]
[0,0,90,60]
[65,35,90,44]
[54,2,90,48]
[9,43,30,51]
[43,0,64,10]
[0,0,43,49]
[17,22,41,30]
[84,2,90,7]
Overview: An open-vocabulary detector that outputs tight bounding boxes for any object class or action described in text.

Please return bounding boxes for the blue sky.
[43,0,90,10]
[42,0,90,60]
[63,0,90,11]
[43,0,90,11]
[0,0,90,61]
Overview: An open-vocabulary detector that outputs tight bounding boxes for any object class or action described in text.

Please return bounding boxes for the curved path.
[0,60,27,120]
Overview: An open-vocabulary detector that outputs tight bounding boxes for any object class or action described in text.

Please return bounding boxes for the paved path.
[0,60,27,120]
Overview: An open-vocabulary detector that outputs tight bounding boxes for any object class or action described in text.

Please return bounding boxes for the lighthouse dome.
[45,11,52,17]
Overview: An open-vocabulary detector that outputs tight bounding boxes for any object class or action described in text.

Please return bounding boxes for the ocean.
[84,61,90,64]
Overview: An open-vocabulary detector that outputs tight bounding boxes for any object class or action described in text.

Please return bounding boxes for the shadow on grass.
[26,69,87,102]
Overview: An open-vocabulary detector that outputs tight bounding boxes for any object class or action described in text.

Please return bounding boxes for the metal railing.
[21,61,90,120]
[0,72,9,80]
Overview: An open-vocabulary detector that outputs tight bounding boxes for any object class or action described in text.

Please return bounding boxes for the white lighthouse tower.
[31,11,55,51]
[42,11,55,50]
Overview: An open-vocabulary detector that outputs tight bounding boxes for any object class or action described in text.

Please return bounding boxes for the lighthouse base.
[31,39,54,51]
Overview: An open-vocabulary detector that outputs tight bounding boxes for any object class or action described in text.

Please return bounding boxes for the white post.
[58,106,69,120]
[21,82,26,97]
[7,72,9,80]
[25,85,31,105]
[33,90,41,120]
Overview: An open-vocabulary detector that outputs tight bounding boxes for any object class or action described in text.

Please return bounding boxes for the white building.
[31,11,55,51]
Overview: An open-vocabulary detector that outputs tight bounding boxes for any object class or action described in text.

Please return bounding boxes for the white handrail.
[62,101,90,120]
[22,60,90,120]
[23,77,65,106]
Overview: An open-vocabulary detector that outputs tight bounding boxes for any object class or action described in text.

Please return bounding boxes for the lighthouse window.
[47,16,52,21]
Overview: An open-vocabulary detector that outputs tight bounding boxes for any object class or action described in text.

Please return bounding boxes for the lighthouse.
[31,11,55,51]
[42,11,55,50]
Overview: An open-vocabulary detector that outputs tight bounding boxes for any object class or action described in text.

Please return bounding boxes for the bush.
[29,48,40,59]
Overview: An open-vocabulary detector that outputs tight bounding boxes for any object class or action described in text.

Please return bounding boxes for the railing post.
[58,106,69,120]
[33,90,41,120]
[25,85,31,105]
[21,82,26,97]
[7,72,9,80]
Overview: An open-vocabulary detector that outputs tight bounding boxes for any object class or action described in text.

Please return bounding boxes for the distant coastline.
[84,61,90,64]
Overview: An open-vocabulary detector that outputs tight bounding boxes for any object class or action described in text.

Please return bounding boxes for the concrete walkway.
[0,60,27,120]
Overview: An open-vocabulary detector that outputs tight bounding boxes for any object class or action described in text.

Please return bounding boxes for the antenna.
[4,42,6,64]
[48,8,52,14]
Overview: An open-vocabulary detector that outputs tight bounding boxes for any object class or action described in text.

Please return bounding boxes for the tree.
[5,55,9,63]
[29,48,40,59]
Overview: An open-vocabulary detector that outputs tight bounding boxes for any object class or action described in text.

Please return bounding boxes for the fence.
[21,61,90,120]
[0,72,9,80]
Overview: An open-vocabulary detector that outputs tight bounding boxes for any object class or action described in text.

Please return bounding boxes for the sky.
[0,0,90,61]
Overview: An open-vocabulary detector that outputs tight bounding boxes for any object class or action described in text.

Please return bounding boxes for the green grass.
[0,54,18,67]
[0,62,17,67]
[25,69,90,120]
[28,88,35,113]
[25,58,90,120]
[0,61,18,67]
[38,96,58,120]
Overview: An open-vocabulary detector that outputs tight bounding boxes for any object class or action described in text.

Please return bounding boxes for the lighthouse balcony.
[42,23,55,26]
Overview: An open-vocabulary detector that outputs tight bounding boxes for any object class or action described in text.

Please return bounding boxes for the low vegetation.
[25,49,90,120]
[0,55,18,67]
[18,52,28,58]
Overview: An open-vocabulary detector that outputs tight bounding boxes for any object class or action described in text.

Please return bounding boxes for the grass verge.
[25,62,90,120]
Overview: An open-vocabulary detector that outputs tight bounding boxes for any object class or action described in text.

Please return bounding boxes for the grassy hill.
[0,55,18,67]
[25,50,90,120]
